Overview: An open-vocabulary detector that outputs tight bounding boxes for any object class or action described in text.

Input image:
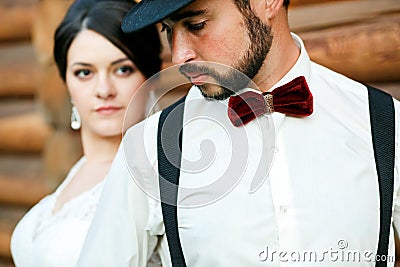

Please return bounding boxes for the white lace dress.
[10,158,104,267]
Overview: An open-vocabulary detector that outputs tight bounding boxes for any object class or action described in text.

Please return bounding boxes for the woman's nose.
[95,75,116,99]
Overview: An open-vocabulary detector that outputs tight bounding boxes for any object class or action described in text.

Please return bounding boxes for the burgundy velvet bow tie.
[228,76,313,127]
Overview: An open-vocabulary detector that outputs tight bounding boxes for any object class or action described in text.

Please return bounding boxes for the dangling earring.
[71,105,81,130]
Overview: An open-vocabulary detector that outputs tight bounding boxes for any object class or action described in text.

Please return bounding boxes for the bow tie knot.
[228,76,313,127]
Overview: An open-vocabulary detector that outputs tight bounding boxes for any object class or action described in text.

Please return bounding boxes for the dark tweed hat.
[122,0,196,33]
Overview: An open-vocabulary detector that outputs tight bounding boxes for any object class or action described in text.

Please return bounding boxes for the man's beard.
[180,11,273,101]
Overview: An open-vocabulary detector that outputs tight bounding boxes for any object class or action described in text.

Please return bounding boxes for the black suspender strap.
[157,87,396,267]
[157,96,187,267]
[367,85,395,267]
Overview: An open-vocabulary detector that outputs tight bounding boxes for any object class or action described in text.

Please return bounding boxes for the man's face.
[162,0,273,100]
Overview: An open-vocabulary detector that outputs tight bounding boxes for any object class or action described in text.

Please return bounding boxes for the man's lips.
[184,72,209,86]
[95,106,122,115]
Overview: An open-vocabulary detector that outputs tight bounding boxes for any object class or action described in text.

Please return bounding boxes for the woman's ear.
[265,0,285,19]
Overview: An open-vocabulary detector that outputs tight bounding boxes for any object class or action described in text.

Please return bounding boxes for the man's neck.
[255,22,300,92]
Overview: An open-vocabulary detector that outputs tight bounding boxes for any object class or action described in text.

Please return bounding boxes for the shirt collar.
[270,33,311,91]
[269,33,312,130]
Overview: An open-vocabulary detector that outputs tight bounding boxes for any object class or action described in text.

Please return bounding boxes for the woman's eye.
[116,65,134,76]
[74,69,91,79]
[187,21,206,31]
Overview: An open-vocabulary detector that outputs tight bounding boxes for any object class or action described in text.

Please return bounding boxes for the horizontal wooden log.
[0,0,39,41]
[0,228,11,258]
[289,0,400,32]
[290,0,353,7]
[0,175,52,206]
[0,65,38,97]
[0,44,40,97]
[0,112,52,153]
[300,14,400,82]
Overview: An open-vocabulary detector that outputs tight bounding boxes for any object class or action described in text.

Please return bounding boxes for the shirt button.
[280,205,288,214]
[272,146,279,153]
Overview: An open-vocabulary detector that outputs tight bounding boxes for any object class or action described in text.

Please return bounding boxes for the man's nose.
[170,30,196,65]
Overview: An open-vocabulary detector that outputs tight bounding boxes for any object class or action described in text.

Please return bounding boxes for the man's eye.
[160,23,171,33]
[187,21,206,31]
[74,69,91,78]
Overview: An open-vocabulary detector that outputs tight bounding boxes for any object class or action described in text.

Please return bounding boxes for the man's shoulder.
[122,110,162,161]
[309,60,400,117]
[310,61,362,86]
[125,110,162,137]
[309,61,369,98]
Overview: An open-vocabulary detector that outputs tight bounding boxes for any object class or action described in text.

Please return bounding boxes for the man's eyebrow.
[169,9,207,22]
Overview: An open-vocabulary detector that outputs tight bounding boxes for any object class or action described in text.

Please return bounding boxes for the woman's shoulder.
[10,192,55,263]
[11,157,87,255]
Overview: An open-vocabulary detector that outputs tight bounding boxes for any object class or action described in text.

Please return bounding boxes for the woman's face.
[66,29,148,138]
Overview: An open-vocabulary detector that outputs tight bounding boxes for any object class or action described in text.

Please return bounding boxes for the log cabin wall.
[0,1,48,266]
[0,0,398,266]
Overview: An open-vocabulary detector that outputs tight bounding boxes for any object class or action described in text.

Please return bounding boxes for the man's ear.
[265,0,284,19]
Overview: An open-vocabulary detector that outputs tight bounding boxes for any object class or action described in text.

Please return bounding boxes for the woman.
[10,0,161,266]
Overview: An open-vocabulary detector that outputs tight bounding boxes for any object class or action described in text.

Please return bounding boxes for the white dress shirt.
[78,34,400,267]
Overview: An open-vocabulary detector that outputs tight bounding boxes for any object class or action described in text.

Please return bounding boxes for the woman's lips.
[95,106,122,115]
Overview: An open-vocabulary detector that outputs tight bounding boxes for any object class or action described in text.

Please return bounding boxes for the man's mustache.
[179,63,218,79]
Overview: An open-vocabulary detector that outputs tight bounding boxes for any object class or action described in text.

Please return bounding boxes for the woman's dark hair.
[54,0,161,81]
